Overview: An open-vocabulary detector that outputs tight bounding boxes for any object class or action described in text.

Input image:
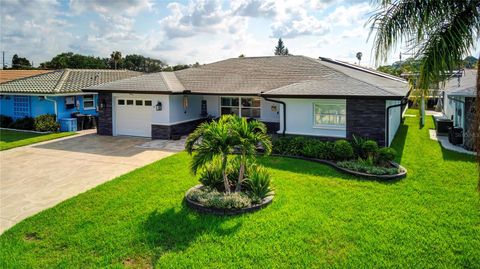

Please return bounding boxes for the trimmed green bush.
[34,114,59,132]
[377,147,397,165]
[337,160,399,175]
[0,115,13,128]
[301,138,323,158]
[11,117,35,130]
[332,140,354,160]
[187,187,252,209]
[362,140,379,159]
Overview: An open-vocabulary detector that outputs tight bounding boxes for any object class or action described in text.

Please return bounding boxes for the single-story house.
[84,56,409,146]
[0,69,142,121]
[443,69,477,150]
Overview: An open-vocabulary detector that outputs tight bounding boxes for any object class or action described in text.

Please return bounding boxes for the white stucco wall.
[277,98,347,138]
[444,94,465,127]
[203,95,220,117]
[169,95,203,124]
[386,100,402,146]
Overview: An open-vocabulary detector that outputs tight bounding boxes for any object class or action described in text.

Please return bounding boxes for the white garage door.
[115,97,153,137]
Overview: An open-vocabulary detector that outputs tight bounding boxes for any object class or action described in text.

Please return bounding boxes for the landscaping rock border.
[185,185,274,216]
[271,154,407,180]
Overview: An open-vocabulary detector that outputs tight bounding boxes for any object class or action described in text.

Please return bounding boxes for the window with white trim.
[313,100,346,129]
[83,95,95,109]
[220,97,260,118]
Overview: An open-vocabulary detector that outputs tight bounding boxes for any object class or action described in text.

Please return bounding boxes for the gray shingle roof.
[83,55,409,98]
[0,69,142,94]
[444,69,477,97]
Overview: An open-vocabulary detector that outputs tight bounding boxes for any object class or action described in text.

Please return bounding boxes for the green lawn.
[1,111,479,268]
[0,129,75,150]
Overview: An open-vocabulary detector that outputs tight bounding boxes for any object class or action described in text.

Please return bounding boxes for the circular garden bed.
[185,185,274,216]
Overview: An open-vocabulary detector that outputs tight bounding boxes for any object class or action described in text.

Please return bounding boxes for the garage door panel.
[115,97,152,137]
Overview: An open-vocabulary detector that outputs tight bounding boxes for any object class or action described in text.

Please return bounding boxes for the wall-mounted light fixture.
[156,101,162,111]
[100,98,107,109]
[183,95,189,113]
[271,105,278,113]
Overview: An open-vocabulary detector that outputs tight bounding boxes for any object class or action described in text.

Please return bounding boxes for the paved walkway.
[0,130,184,233]
[429,129,476,156]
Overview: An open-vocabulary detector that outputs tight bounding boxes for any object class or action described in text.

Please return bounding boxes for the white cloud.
[231,0,277,17]
[69,0,153,16]
[326,2,373,26]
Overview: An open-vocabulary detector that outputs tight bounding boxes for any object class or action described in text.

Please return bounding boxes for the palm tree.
[369,0,480,190]
[356,52,363,66]
[229,117,272,192]
[185,116,237,193]
[110,51,122,70]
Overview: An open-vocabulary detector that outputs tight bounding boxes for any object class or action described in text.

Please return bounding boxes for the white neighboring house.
[84,56,409,146]
[443,69,477,150]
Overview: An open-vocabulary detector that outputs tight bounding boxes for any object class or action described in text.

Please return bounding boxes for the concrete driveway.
[0,130,184,233]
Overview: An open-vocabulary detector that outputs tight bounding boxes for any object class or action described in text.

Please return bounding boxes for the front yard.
[0,112,479,268]
[0,129,75,150]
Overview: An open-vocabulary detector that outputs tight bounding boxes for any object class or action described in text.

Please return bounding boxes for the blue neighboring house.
[0,69,142,122]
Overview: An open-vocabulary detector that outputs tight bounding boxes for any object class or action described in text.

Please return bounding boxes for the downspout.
[44,96,58,120]
[262,95,286,136]
[385,96,409,147]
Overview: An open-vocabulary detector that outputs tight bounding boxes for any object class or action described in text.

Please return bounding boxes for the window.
[126,100,133,105]
[65,96,75,109]
[144,100,152,106]
[83,95,95,109]
[135,100,143,106]
[118,99,125,105]
[220,97,261,118]
[313,101,346,129]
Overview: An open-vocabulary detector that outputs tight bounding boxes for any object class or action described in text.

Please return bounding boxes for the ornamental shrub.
[332,139,354,160]
[337,160,399,175]
[377,147,397,165]
[0,115,13,128]
[11,117,35,130]
[187,187,252,209]
[198,160,224,191]
[362,140,379,159]
[351,135,367,158]
[301,139,323,158]
[244,165,273,203]
[34,114,59,132]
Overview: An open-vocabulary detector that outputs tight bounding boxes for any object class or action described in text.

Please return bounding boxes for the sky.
[1,0,478,68]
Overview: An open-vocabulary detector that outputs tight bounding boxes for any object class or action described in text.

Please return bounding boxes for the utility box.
[59,118,78,132]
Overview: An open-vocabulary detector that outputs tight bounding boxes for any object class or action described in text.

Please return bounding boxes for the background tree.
[40,52,108,69]
[369,0,480,190]
[356,52,363,66]
[238,54,245,58]
[110,51,122,70]
[463,56,479,69]
[274,38,289,55]
[11,54,32,69]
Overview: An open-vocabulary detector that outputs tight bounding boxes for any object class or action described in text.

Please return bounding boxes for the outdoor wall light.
[183,95,189,113]
[271,105,278,112]
[100,99,107,109]
[156,101,162,111]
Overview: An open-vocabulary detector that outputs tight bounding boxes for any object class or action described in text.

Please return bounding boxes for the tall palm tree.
[369,0,480,190]
[356,52,363,66]
[229,117,272,192]
[185,117,237,193]
[110,51,122,70]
